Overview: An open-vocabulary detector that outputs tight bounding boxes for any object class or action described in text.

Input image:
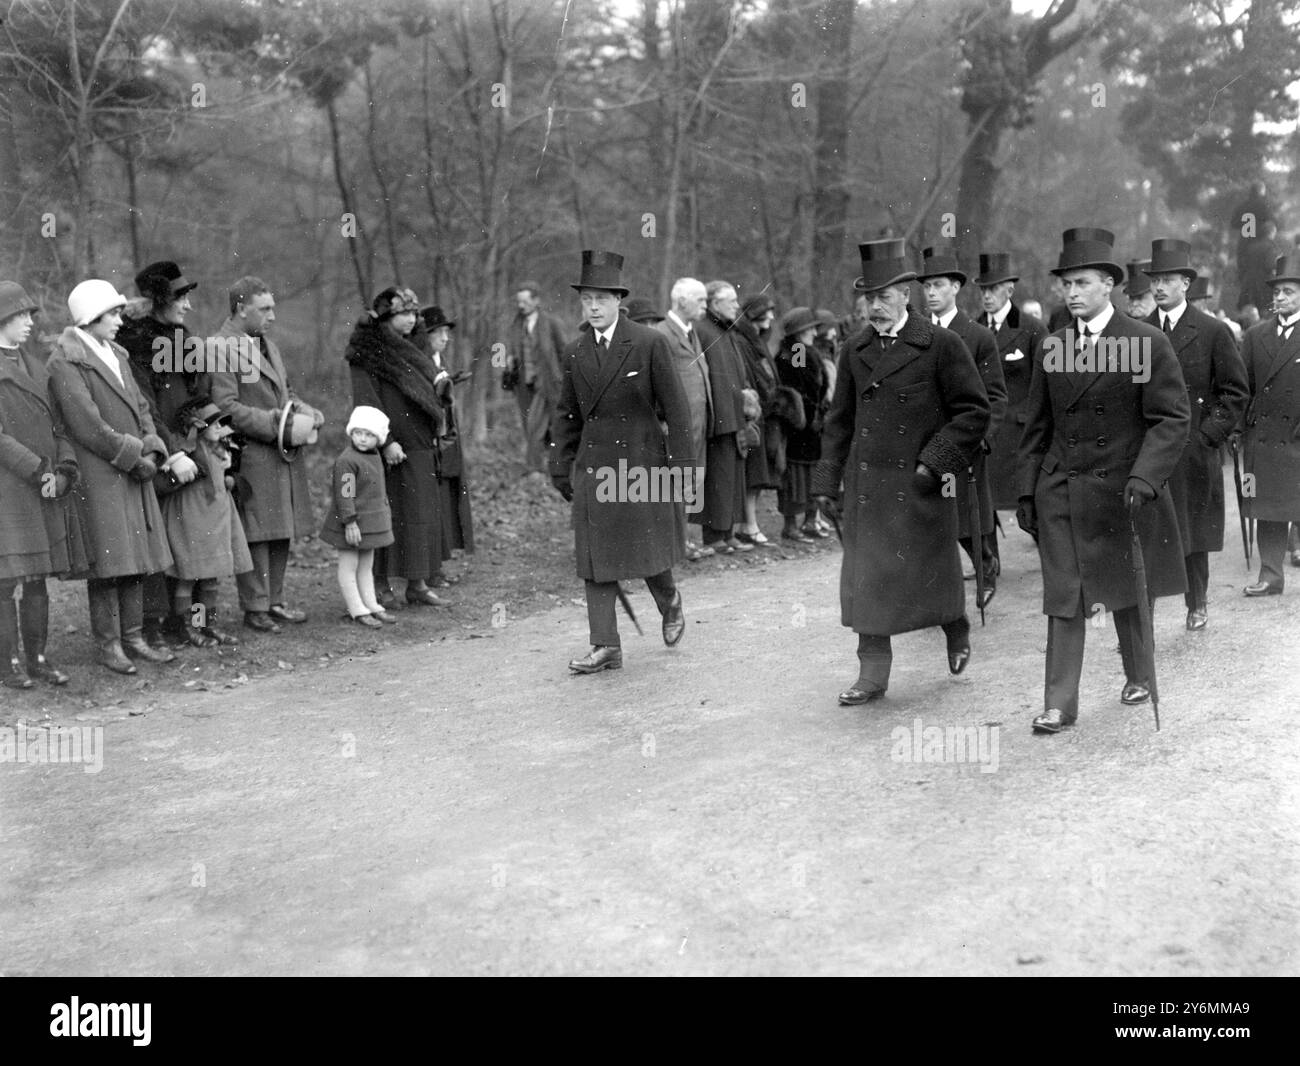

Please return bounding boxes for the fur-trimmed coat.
[812,309,991,635]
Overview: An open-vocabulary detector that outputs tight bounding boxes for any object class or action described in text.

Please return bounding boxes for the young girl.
[321,406,395,628]
[157,397,252,647]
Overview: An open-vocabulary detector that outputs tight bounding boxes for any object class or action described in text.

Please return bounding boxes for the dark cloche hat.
[572,250,630,297]
[781,306,820,339]
[135,260,196,302]
[742,292,776,319]
[420,305,456,331]
[0,281,39,322]
[622,296,663,324]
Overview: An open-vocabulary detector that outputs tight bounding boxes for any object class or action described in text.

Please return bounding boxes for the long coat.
[208,321,318,543]
[1145,303,1249,551]
[116,304,210,454]
[1018,313,1190,617]
[943,310,1007,537]
[694,312,749,436]
[734,316,778,489]
[158,436,253,581]
[548,318,694,583]
[775,338,826,464]
[812,311,991,636]
[46,328,173,579]
[653,314,711,464]
[985,303,1048,509]
[0,346,87,581]
[1241,316,1300,521]
[346,317,446,577]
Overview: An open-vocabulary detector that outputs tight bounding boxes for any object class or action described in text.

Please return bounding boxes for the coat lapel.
[855,328,915,392]
[1261,317,1300,388]
[0,348,50,404]
[585,322,632,415]
[64,329,139,410]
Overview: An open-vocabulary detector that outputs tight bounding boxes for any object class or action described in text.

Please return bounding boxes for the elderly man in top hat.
[811,239,990,704]
[549,251,695,673]
[209,275,324,633]
[506,280,570,472]
[1123,260,1157,320]
[918,245,1007,606]
[1144,239,1249,628]
[976,252,1048,529]
[1240,251,1300,597]
[1017,228,1189,734]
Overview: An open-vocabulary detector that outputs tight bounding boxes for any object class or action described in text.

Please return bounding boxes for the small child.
[322,406,395,628]
[158,397,253,646]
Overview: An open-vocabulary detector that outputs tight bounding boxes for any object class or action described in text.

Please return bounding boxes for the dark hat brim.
[1142,266,1198,280]
[975,274,1019,286]
[572,284,630,297]
[853,271,917,294]
[1049,261,1125,284]
[1270,275,1300,286]
[916,269,968,285]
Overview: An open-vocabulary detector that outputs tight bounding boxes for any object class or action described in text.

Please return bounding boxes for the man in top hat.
[918,245,1006,605]
[1240,251,1300,597]
[1144,238,1249,628]
[811,239,990,704]
[506,280,570,472]
[976,252,1048,524]
[1123,260,1157,320]
[209,276,324,633]
[1017,227,1189,733]
[549,251,695,673]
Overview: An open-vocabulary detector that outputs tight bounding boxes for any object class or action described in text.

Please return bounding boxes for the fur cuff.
[110,433,145,473]
[917,433,969,477]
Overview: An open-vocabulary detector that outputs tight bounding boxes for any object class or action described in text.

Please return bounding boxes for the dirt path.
[2,504,1297,975]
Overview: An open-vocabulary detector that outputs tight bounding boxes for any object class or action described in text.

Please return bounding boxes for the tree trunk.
[810,0,854,307]
[953,104,1005,263]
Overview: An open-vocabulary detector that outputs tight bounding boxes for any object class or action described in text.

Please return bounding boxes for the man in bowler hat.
[1017,228,1189,733]
[1144,238,1248,628]
[549,251,695,673]
[812,239,990,704]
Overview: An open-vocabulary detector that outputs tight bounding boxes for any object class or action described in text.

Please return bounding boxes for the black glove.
[812,493,840,520]
[129,457,157,482]
[1016,496,1038,538]
[912,462,940,495]
[552,475,574,502]
[1125,476,1155,510]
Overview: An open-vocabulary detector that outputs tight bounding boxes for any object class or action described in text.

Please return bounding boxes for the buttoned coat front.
[812,312,991,635]
[208,321,317,543]
[986,303,1048,509]
[1240,315,1300,520]
[46,328,173,579]
[549,318,694,583]
[1144,303,1248,551]
[1018,315,1190,617]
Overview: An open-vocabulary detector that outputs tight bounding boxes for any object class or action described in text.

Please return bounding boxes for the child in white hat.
[321,405,395,627]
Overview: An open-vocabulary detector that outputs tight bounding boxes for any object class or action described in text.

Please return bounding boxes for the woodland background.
[2,0,1299,440]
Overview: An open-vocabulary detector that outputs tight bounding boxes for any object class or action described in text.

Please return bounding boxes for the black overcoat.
[986,303,1048,509]
[943,310,1007,537]
[1240,316,1300,521]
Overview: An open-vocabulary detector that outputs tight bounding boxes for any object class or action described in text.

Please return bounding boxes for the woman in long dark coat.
[774,307,827,542]
[47,279,175,674]
[0,282,88,687]
[346,287,450,608]
[421,305,474,583]
[733,302,778,544]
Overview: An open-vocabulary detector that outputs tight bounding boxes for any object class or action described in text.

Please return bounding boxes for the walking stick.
[967,466,986,626]
[616,584,643,636]
[1128,504,1160,731]
[1231,437,1252,568]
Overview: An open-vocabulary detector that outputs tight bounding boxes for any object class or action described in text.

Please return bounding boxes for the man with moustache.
[1017,228,1189,734]
[811,239,990,704]
[549,251,694,673]
[1240,252,1300,598]
[918,245,1006,607]
[975,252,1048,533]
[1123,260,1157,321]
[1143,239,1249,628]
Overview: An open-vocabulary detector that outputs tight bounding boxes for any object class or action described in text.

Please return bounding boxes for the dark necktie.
[986,313,996,330]
[597,334,609,358]
[1077,322,1091,353]
[1279,320,1294,341]
[1162,315,1173,335]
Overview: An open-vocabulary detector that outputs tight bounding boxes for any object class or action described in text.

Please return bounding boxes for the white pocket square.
[1006,349,1025,361]
[626,370,639,377]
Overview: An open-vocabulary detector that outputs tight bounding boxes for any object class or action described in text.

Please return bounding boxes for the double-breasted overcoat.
[986,303,1048,509]
[1240,315,1300,521]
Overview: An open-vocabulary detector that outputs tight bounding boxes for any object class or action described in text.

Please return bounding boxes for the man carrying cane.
[1017,229,1189,734]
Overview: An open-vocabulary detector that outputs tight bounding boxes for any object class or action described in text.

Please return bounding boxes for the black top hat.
[135,260,196,302]
[975,253,1019,286]
[1049,227,1124,284]
[1144,239,1198,280]
[780,306,820,339]
[742,292,776,318]
[420,305,456,331]
[917,245,967,285]
[1123,261,1152,297]
[1187,276,1211,301]
[622,296,663,324]
[854,239,917,294]
[572,250,630,297]
[1269,253,1300,286]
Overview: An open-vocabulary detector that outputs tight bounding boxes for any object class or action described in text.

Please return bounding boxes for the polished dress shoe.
[405,587,450,607]
[568,646,623,673]
[123,635,176,663]
[1032,708,1076,734]
[1120,681,1150,705]
[976,584,996,610]
[26,655,69,686]
[371,609,398,624]
[268,603,307,623]
[347,613,383,628]
[661,591,685,646]
[184,624,220,649]
[1186,606,1207,630]
[243,610,282,633]
[1243,582,1282,597]
[2,658,34,689]
[946,635,971,675]
[96,643,137,675]
[838,684,884,706]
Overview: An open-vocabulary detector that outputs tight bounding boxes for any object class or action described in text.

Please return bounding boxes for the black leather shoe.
[268,603,307,623]
[405,587,450,607]
[662,591,685,646]
[1243,582,1282,597]
[838,685,885,706]
[123,636,176,663]
[1120,681,1150,705]
[568,646,623,673]
[1186,607,1207,631]
[2,658,34,689]
[243,611,282,633]
[1032,708,1076,734]
[946,632,971,675]
[26,655,69,686]
[976,584,996,609]
[185,625,220,648]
